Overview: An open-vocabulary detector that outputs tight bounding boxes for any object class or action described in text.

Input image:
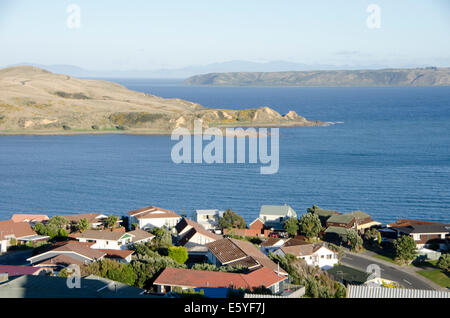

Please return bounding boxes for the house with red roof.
[0,220,48,253]
[153,266,287,295]
[11,214,49,225]
[0,265,44,276]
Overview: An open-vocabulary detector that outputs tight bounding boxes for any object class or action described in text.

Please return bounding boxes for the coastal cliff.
[184,67,450,87]
[0,66,324,135]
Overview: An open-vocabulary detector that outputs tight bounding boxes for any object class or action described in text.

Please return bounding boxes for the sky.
[0,0,449,70]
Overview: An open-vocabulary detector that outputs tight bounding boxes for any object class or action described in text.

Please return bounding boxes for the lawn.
[416,269,450,288]
[372,253,399,265]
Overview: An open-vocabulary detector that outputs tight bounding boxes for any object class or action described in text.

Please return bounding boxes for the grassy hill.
[0,66,323,134]
[184,67,450,87]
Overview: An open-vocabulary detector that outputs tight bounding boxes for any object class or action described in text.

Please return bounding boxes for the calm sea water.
[0,80,449,224]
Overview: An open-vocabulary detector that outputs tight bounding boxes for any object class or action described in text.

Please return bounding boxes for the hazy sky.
[1,0,449,70]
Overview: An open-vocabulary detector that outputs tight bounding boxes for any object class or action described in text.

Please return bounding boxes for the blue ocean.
[0,81,449,225]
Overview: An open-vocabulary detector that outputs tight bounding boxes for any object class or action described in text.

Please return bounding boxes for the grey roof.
[327,214,355,224]
[259,205,296,217]
[347,285,450,298]
[324,226,348,235]
[0,275,157,298]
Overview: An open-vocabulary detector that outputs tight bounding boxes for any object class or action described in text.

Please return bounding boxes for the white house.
[0,220,47,253]
[259,204,297,230]
[195,209,224,231]
[175,218,221,255]
[127,206,181,230]
[273,243,338,270]
[76,230,133,250]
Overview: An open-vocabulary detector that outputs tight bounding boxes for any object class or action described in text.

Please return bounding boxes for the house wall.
[186,232,217,246]
[196,214,220,230]
[206,250,222,266]
[77,236,132,250]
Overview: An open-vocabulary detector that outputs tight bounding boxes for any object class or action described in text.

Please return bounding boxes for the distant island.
[184,67,450,87]
[0,66,324,135]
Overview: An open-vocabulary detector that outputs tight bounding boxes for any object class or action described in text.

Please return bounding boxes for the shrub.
[115,125,127,130]
[218,209,246,229]
[168,246,188,264]
[437,253,450,272]
[91,125,99,130]
[394,235,417,264]
[62,124,71,130]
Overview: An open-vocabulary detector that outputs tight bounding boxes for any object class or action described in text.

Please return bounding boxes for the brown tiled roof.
[127,206,180,219]
[260,237,283,247]
[62,213,105,224]
[127,228,154,242]
[0,220,36,240]
[230,239,287,275]
[283,238,309,247]
[387,219,447,228]
[226,256,260,269]
[42,241,106,260]
[11,214,49,223]
[99,249,134,259]
[35,254,85,267]
[206,238,287,275]
[76,229,131,241]
[154,266,286,290]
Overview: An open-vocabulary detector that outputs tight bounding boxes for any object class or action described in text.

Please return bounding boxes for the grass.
[417,269,450,288]
[372,253,400,265]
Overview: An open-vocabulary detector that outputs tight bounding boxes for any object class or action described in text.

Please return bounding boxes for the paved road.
[341,253,436,290]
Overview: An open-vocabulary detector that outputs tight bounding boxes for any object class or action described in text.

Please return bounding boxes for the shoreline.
[0,121,332,137]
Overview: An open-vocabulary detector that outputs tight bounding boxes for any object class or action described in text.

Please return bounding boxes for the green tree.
[75,218,90,232]
[168,246,188,264]
[346,229,363,251]
[82,259,136,286]
[437,253,450,272]
[48,216,69,229]
[106,215,119,229]
[58,228,68,238]
[298,212,322,239]
[218,209,246,229]
[394,235,417,264]
[149,227,173,250]
[283,217,299,236]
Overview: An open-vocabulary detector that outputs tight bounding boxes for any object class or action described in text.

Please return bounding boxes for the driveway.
[341,252,443,291]
[0,250,33,265]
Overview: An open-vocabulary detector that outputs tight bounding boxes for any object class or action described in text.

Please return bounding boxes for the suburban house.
[175,218,221,257]
[127,206,181,230]
[99,249,135,263]
[11,214,49,225]
[27,241,106,266]
[312,208,340,227]
[153,266,288,295]
[273,243,338,269]
[387,222,450,249]
[75,228,153,250]
[206,238,288,276]
[326,214,356,229]
[223,218,271,238]
[62,213,112,229]
[0,220,48,253]
[347,211,381,233]
[195,209,224,232]
[260,237,307,255]
[324,226,349,244]
[259,204,297,231]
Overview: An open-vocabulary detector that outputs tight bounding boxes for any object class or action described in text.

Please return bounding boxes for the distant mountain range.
[184,67,450,87]
[7,61,434,79]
